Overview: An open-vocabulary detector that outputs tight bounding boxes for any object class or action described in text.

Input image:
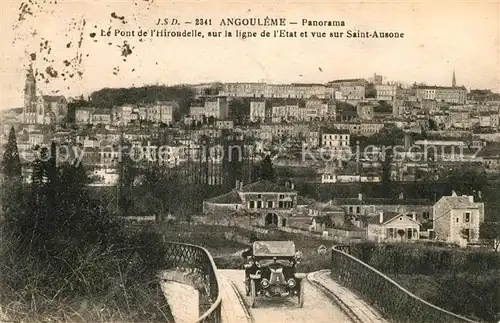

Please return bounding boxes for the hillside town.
[1,66,500,248]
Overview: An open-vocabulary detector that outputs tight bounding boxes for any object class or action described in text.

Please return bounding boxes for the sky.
[0,0,499,111]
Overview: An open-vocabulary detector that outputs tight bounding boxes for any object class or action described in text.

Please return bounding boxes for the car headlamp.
[287,278,296,287]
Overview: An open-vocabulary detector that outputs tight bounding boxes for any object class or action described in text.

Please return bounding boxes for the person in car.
[242,234,258,259]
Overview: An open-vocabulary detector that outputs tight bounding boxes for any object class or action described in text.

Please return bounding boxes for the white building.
[321,132,350,148]
[375,84,397,101]
[250,100,266,122]
[112,106,136,126]
[271,103,299,123]
[75,108,92,124]
[433,191,485,245]
[146,101,179,125]
[367,212,421,242]
[204,97,229,120]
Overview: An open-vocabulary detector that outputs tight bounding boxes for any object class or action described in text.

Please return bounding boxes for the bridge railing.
[164,242,222,323]
[331,245,479,323]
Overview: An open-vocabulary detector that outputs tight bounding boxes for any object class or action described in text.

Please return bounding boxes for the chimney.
[240,181,244,190]
[468,196,474,203]
[358,193,363,201]
[379,211,384,224]
[235,180,240,190]
[451,190,457,197]
[291,182,295,190]
[411,212,416,221]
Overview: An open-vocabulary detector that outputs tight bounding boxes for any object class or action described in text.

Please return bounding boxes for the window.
[349,206,353,213]
[456,218,459,223]
[257,201,262,209]
[279,194,285,199]
[267,201,273,208]
[356,206,361,214]
[278,201,284,208]
[257,194,262,199]
[423,212,430,219]
[249,201,255,209]
[464,212,471,222]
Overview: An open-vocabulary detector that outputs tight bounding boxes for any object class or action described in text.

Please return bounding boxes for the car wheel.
[249,279,257,308]
[298,280,304,308]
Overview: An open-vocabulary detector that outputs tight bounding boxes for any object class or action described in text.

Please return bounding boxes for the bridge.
[161,242,479,323]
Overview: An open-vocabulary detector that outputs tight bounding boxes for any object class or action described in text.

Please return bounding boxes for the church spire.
[23,64,37,124]
[452,69,456,87]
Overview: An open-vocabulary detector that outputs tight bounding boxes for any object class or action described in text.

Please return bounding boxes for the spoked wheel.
[297,280,304,308]
[249,279,257,308]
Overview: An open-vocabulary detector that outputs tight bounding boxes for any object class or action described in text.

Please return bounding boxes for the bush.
[434,270,500,322]
[213,255,245,269]
[346,242,500,322]
[349,242,500,275]
[0,160,172,322]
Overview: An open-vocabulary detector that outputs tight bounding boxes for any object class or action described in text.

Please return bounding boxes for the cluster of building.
[74,101,180,126]
[202,180,484,247]
[3,69,500,186]
[1,67,498,248]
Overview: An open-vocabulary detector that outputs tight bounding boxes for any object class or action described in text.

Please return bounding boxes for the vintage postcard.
[0,1,499,322]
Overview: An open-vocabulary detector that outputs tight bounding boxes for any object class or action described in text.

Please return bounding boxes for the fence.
[331,245,479,323]
[164,242,222,323]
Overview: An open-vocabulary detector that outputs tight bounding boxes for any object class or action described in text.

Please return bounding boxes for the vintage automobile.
[244,240,305,308]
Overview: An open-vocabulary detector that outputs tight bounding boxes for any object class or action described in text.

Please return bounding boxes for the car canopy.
[253,241,296,257]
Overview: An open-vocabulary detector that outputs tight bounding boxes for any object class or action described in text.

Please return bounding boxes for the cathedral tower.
[452,69,456,87]
[23,64,37,124]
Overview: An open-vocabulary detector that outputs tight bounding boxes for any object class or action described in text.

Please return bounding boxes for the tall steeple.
[452,69,456,87]
[23,64,37,124]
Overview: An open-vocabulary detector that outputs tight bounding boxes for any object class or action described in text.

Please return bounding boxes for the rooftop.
[297,195,316,206]
[334,197,432,206]
[437,192,482,209]
[327,78,368,84]
[309,201,345,212]
[240,180,296,193]
[367,212,421,225]
[205,190,242,204]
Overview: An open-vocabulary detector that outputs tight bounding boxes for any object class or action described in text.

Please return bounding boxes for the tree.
[1,126,23,218]
[429,118,439,131]
[1,148,172,321]
[2,126,22,180]
[229,98,250,125]
[397,229,406,241]
[259,155,276,182]
[480,222,500,251]
[444,168,487,196]
[374,124,404,198]
[365,83,377,98]
[117,138,138,216]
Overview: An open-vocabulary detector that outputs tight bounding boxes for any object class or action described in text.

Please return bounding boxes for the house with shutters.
[203,180,299,228]
[433,191,485,245]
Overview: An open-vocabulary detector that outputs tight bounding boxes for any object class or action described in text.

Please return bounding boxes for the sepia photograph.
[0,0,499,322]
